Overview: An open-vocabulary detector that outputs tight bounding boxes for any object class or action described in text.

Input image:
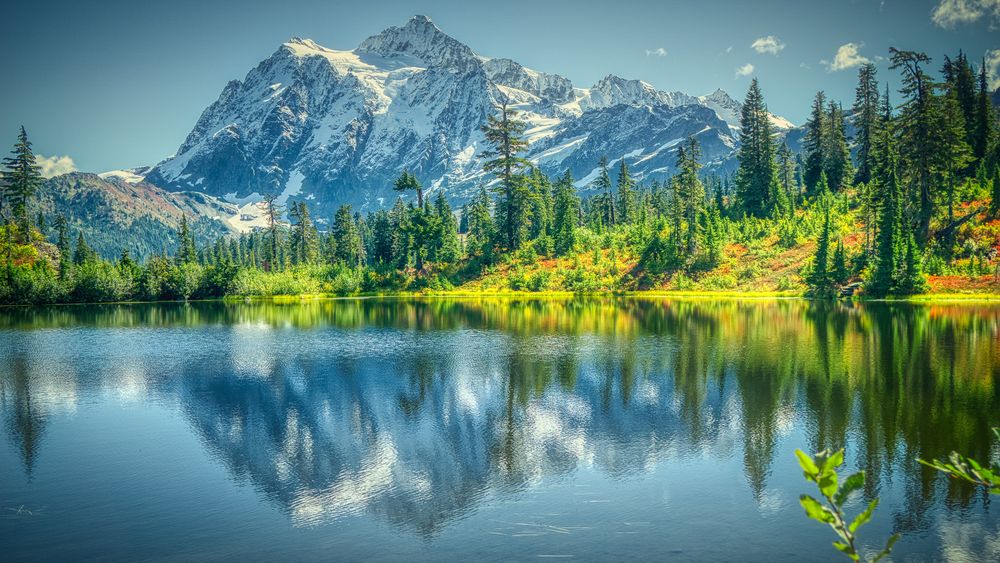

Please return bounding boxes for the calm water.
[1,297,998,561]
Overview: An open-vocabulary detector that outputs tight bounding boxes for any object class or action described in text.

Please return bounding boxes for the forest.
[1,48,999,305]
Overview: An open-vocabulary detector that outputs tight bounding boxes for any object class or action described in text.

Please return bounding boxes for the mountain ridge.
[137,15,794,214]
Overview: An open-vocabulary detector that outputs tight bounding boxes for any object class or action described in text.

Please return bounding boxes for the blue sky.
[1,0,998,173]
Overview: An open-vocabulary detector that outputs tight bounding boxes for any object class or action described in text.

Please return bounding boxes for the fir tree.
[616,158,636,225]
[823,101,853,191]
[552,170,579,256]
[332,204,364,267]
[466,186,496,263]
[593,156,614,227]
[1,127,43,242]
[809,203,833,295]
[677,136,705,256]
[831,240,848,285]
[393,171,424,209]
[176,215,197,265]
[890,48,936,244]
[55,214,71,279]
[73,232,94,266]
[480,98,530,249]
[973,58,995,166]
[433,190,460,264]
[735,78,779,217]
[803,91,828,193]
[853,63,880,185]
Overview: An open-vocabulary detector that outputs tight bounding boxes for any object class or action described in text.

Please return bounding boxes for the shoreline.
[7,289,1000,309]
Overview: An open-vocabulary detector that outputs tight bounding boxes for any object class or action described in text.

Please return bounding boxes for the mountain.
[143,15,794,214]
[37,173,244,260]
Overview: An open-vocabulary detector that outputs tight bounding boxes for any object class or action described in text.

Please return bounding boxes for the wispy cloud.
[751,36,785,55]
[36,154,77,178]
[735,63,755,77]
[822,43,870,72]
[725,46,733,54]
[799,62,812,70]
[931,0,1000,28]
[645,47,668,57]
[986,49,1000,90]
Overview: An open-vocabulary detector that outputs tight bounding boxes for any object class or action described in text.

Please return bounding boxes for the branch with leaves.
[795,449,899,562]
[918,427,1000,495]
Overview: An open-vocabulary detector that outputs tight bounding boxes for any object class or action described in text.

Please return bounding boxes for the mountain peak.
[355,15,477,70]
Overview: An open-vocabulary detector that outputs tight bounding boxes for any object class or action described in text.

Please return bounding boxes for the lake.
[1,297,998,561]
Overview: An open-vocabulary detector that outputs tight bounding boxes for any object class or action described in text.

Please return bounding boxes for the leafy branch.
[918,427,1000,495]
[795,448,899,562]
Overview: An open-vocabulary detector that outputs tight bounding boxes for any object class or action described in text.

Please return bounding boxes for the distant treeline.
[1,47,999,304]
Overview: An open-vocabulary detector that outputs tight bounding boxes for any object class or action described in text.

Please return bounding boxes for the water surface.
[1,297,998,561]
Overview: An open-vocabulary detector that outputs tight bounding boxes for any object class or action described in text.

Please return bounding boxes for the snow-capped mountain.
[144,15,794,213]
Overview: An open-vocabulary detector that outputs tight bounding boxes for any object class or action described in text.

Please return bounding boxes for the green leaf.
[834,471,865,506]
[849,498,878,533]
[823,449,845,473]
[819,472,839,499]
[800,494,836,524]
[796,449,819,478]
[872,533,900,562]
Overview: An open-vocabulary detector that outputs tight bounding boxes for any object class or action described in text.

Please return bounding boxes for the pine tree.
[176,215,197,265]
[616,158,636,225]
[1,127,43,242]
[593,156,614,227]
[480,98,530,249]
[777,142,798,210]
[258,192,284,271]
[289,201,318,265]
[890,48,936,244]
[991,166,1000,218]
[393,171,424,209]
[823,101,853,191]
[55,214,71,279]
[552,169,579,256]
[974,58,995,166]
[677,136,705,256]
[73,232,94,265]
[803,91,828,193]
[735,78,779,217]
[332,204,364,267]
[466,186,496,262]
[934,85,973,263]
[809,203,833,295]
[853,63,880,185]
[433,191,460,264]
[831,240,848,285]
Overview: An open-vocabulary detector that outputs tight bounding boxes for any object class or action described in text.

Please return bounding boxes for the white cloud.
[799,62,812,70]
[822,43,870,72]
[36,154,77,178]
[931,0,1000,28]
[735,63,755,77]
[986,49,1000,90]
[751,36,785,55]
[726,46,733,54]
[645,47,668,57]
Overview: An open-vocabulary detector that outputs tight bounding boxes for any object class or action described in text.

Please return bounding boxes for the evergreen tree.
[433,190,460,264]
[803,91,828,193]
[992,167,1000,218]
[176,215,197,265]
[808,203,833,295]
[677,136,705,256]
[552,170,580,256]
[332,204,364,267]
[853,63,881,185]
[393,171,424,208]
[73,232,94,265]
[831,240,848,285]
[1,127,43,242]
[616,158,637,225]
[974,58,995,166]
[55,214,71,280]
[735,78,779,217]
[934,84,973,263]
[288,201,319,265]
[890,48,936,244]
[823,101,853,191]
[258,192,283,271]
[466,186,496,263]
[593,156,614,227]
[480,99,531,249]
[777,142,798,210]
